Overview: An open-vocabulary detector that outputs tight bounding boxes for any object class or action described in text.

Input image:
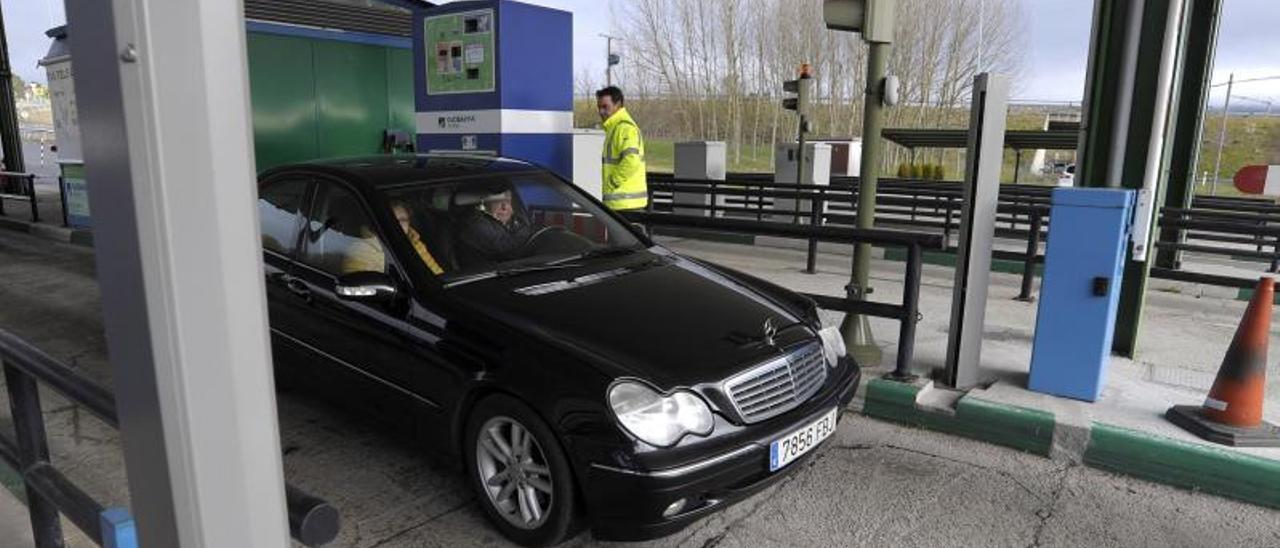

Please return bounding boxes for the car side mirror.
[335,271,398,302]
[630,222,650,238]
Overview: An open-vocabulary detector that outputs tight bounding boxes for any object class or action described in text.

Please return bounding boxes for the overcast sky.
[6,0,1278,106]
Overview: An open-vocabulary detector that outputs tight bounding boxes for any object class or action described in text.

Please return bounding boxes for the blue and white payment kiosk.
[412,0,574,178]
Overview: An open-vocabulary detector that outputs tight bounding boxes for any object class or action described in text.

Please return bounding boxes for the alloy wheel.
[475,416,555,530]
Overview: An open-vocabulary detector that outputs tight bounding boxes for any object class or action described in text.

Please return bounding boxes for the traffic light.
[823,0,896,43]
[782,64,814,134]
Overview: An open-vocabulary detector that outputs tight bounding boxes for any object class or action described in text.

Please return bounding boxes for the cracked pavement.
[3,218,1280,547]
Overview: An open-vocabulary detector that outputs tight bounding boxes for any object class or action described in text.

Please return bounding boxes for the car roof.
[260,154,545,189]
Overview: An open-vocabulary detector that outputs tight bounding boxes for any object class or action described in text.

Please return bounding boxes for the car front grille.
[723,342,827,424]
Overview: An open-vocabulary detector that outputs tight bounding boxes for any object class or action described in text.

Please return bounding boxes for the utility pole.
[0,4,26,173]
[600,33,622,87]
[823,0,898,366]
[841,41,890,366]
[1210,72,1232,196]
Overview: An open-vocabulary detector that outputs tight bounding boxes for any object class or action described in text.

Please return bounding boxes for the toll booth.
[413,0,574,178]
[38,26,90,229]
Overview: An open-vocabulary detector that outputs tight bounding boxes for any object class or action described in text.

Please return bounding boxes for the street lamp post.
[1210,73,1232,196]
[600,33,622,87]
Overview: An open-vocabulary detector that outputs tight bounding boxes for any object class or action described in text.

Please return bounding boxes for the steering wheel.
[522,225,593,255]
[525,225,566,245]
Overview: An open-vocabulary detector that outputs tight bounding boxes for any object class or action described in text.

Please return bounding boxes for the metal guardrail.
[645,176,1051,300]
[0,171,40,223]
[624,210,943,380]
[647,173,1280,292]
[0,328,340,547]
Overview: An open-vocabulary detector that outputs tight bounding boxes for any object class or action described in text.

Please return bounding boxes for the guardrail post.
[58,176,70,228]
[885,243,922,382]
[709,179,718,218]
[3,362,65,548]
[805,186,824,274]
[1015,211,1043,302]
[942,197,954,251]
[756,180,764,222]
[1271,234,1280,274]
[28,174,39,223]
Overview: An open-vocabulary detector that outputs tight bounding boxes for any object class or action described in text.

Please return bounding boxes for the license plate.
[769,407,838,472]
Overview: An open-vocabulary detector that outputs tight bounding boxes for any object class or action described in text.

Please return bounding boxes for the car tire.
[463,394,580,547]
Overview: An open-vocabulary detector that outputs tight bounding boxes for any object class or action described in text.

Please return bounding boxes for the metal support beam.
[0,5,25,173]
[1156,0,1224,271]
[65,0,291,546]
[1077,0,1187,357]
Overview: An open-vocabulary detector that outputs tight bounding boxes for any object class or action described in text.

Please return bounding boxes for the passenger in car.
[391,201,445,275]
[457,189,533,263]
[340,222,385,275]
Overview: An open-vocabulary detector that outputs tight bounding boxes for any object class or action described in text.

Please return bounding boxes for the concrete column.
[65,0,291,545]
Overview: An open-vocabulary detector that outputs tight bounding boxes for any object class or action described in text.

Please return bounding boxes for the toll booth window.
[302,185,387,276]
[258,179,308,256]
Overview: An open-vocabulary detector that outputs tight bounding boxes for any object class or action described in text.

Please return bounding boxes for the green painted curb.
[1235,286,1280,304]
[1083,422,1280,509]
[862,378,923,423]
[951,397,1054,456]
[861,379,1054,456]
[863,379,1280,508]
[882,247,1038,276]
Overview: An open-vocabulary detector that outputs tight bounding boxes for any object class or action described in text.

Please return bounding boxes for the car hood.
[447,249,815,389]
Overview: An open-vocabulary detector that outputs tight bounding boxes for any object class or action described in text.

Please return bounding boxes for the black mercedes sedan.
[256,154,860,546]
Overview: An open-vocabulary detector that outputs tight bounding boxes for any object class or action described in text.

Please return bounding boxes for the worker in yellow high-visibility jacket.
[596,86,648,211]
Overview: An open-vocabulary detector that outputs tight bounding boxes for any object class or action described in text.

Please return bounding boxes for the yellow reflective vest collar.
[601,107,648,210]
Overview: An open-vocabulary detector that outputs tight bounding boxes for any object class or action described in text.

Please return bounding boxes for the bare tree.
[612,0,1027,172]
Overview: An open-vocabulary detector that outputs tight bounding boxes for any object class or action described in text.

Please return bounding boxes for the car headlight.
[818,326,847,369]
[608,381,714,447]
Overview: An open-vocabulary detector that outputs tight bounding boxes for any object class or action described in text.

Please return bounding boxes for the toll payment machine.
[412,0,573,178]
[1028,188,1136,402]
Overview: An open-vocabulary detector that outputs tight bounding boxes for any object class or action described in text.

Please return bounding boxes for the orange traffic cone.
[1166,277,1280,447]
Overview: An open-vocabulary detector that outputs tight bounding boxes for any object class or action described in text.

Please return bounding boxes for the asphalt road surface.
[0,228,1277,548]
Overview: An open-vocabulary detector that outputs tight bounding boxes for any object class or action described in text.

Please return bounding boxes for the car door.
[256,175,315,371]
[287,179,448,431]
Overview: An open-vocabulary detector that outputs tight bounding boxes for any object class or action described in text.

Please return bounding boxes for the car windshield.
[381,171,644,285]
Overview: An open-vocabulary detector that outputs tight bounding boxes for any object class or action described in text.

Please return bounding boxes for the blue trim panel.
[498,0,573,111]
[501,133,572,179]
[245,20,412,49]
[100,508,138,548]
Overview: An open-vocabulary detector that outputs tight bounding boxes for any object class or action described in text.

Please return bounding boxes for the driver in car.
[457,189,534,264]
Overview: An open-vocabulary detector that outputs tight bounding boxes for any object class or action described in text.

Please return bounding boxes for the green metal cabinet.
[246,32,415,171]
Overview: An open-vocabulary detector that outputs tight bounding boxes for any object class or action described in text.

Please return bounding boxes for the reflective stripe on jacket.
[601,107,648,210]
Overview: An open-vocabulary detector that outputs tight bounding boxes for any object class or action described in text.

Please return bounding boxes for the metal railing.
[0,328,340,547]
[0,171,40,223]
[645,176,1051,300]
[624,210,944,380]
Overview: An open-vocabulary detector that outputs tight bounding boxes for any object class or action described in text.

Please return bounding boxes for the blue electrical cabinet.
[412,0,573,178]
[1028,188,1136,402]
